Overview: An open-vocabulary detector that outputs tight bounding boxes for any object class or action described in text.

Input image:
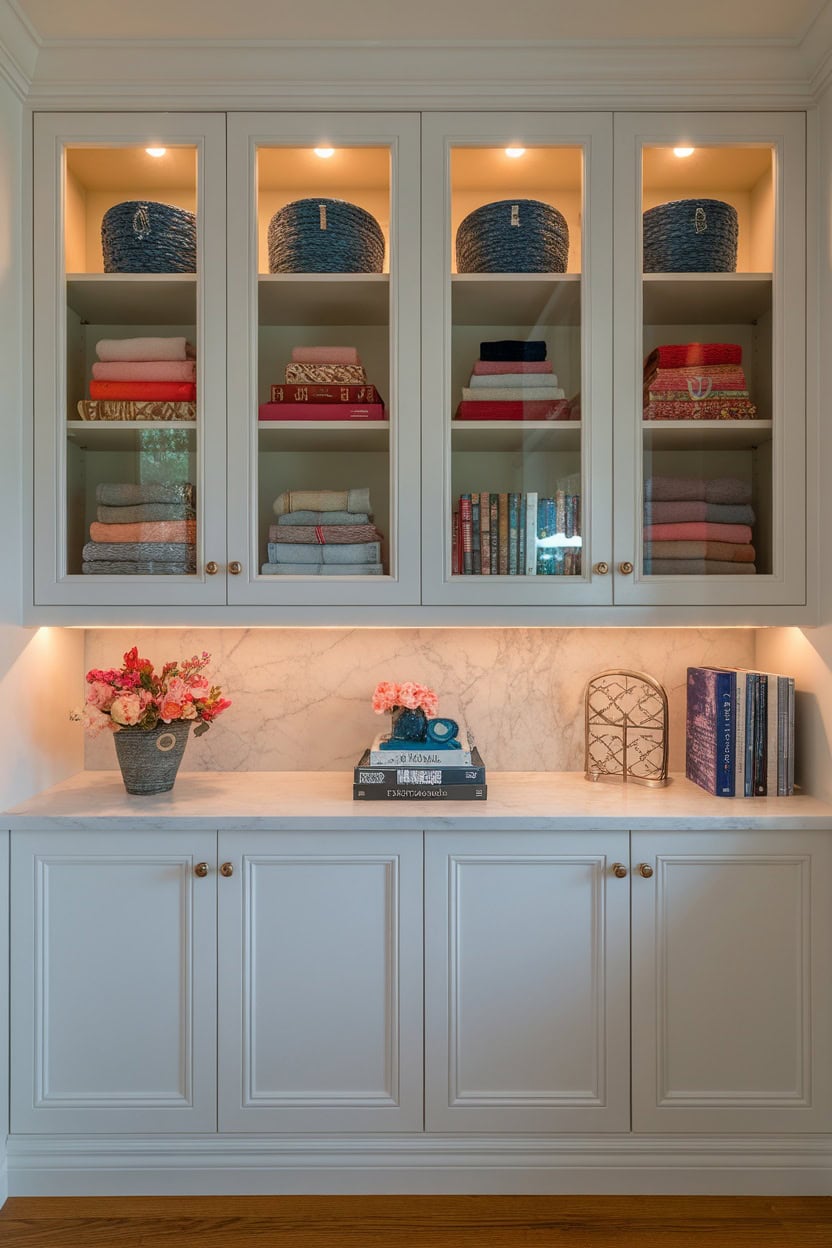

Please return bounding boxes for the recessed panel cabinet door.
[631,830,832,1133]
[425,831,630,1133]
[11,830,217,1133]
[218,831,423,1132]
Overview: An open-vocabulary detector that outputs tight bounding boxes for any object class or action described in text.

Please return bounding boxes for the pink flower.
[180,702,198,720]
[186,675,211,697]
[166,676,193,705]
[160,699,184,723]
[85,680,115,712]
[110,694,142,726]
[81,705,117,737]
[396,681,422,710]
[416,685,440,718]
[372,681,400,714]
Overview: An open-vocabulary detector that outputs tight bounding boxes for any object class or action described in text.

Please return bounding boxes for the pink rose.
[187,675,211,698]
[81,705,117,737]
[180,702,198,720]
[396,681,421,710]
[110,694,142,726]
[85,680,115,712]
[166,676,192,705]
[372,681,400,714]
[160,699,183,723]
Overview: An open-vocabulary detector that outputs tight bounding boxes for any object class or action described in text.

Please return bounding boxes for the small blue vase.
[390,706,428,741]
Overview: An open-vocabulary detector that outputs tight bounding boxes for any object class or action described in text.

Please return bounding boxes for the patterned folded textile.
[96,337,194,363]
[643,522,753,544]
[480,340,546,362]
[277,510,369,526]
[644,476,752,504]
[272,488,371,517]
[82,541,195,563]
[266,542,381,564]
[89,520,197,544]
[472,360,553,375]
[644,540,756,562]
[643,365,747,391]
[267,524,381,544]
[468,373,561,389]
[643,398,757,421]
[644,559,757,575]
[82,561,195,575]
[290,346,361,365]
[91,360,196,382]
[89,381,196,401]
[96,482,194,506]
[77,400,196,423]
[644,502,755,525]
[285,364,367,384]
[96,503,195,523]
[260,563,384,576]
[644,390,750,403]
[644,343,742,370]
[462,386,566,402]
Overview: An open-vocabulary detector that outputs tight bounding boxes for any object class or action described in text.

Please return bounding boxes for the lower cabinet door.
[425,830,631,1133]
[218,830,423,1132]
[631,830,832,1133]
[11,829,217,1133]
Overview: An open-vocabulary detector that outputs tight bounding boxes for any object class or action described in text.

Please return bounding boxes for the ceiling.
[14,0,828,42]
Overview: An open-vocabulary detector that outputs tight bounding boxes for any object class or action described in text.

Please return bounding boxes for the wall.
[85,627,755,773]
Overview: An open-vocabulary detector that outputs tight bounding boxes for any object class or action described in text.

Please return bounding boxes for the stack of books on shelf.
[354,732,487,801]
[686,665,795,797]
[643,342,757,422]
[78,336,197,422]
[454,339,574,422]
[453,477,581,576]
[259,346,386,422]
[262,487,385,576]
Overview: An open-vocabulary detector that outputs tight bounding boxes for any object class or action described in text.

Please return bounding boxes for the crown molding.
[0,0,38,99]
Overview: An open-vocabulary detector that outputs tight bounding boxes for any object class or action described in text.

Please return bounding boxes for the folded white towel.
[468,372,560,389]
[461,386,566,402]
[96,336,195,363]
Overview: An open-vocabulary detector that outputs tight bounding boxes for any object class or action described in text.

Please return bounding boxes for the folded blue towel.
[266,541,381,564]
[260,563,384,576]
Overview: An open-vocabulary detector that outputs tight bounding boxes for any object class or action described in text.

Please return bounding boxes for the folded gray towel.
[82,541,195,562]
[96,503,196,523]
[95,482,195,506]
[260,563,384,576]
[82,561,196,575]
[266,541,381,564]
[277,510,370,526]
[644,559,757,575]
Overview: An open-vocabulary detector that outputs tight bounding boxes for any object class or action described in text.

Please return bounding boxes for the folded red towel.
[643,522,753,543]
[89,381,196,401]
[644,343,742,370]
[471,360,553,375]
[454,399,573,421]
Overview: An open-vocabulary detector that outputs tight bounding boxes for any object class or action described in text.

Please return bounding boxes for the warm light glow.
[505,147,526,159]
[314,147,335,159]
[145,147,167,158]
[673,146,695,158]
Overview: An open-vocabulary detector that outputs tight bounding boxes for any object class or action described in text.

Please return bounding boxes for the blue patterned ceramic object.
[390,706,428,741]
[426,717,460,745]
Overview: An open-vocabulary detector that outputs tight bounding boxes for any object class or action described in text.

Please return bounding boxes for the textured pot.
[390,706,428,742]
[113,720,192,795]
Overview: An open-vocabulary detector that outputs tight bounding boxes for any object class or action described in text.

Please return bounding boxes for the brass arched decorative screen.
[584,669,669,787]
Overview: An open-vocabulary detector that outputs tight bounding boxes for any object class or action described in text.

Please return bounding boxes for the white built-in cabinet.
[30,108,810,620]
[10,827,832,1140]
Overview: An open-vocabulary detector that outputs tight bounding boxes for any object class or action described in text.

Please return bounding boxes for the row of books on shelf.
[453,485,582,577]
[686,666,795,798]
[353,730,486,801]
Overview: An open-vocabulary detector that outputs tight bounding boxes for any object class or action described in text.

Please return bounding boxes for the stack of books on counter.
[353,731,487,801]
[686,666,795,797]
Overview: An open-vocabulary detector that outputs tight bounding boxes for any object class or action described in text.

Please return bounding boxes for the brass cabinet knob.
[638,863,654,878]
[593,561,610,575]
[611,862,628,879]
[205,561,219,576]
[194,862,209,878]
[220,862,234,877]
[228,561,242,575]
[618,561,634,575]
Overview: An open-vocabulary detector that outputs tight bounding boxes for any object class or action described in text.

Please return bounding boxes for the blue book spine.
[518,495,526,574]
[754,675,768,795]
[744,673,755,797]
[716,670,736,797]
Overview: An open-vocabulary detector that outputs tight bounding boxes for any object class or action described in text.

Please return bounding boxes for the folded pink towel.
[643,522,753,543]
[472,360,553,375]
[92,360,196,382]
[89,520,197,543]
[96,337,195,363]
[291,346,360,365]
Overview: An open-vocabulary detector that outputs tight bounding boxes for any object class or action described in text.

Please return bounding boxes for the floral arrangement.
[371,680,439,717]
[76,647,231,738]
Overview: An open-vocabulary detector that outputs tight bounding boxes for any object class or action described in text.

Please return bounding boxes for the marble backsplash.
[83,628,756,772]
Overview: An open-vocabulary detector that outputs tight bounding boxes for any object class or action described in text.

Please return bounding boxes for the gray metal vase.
[113,720,192,795]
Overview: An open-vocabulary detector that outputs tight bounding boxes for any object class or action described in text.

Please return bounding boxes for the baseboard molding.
[6,1133,832,1196]
[0,1158,8,1208]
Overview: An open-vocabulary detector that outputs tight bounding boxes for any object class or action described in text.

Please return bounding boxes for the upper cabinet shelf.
[66,274,197,324]
[451,274,581,326]
[258,274,389,326]
[642,274,772,324]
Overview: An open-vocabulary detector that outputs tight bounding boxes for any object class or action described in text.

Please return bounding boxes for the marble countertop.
[5,770,832,832]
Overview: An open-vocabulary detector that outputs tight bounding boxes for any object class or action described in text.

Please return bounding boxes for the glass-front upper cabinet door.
[613,113,805,608]
[33,113,227,608]
[226,114,420,607]
[421,114,613,607]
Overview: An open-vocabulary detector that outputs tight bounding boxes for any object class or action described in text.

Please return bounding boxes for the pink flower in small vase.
[415,685,439,718]
[396,681,422,710]
[110,694,143,727]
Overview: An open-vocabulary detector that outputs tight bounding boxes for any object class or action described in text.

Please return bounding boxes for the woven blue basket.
[643,198,738,273]
[268,198,385,273]
[456,199,569,274]
[101,201,196,274]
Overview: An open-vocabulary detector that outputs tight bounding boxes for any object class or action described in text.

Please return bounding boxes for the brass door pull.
[220,862,234,877]
[194,862,209,877]
[594,562,610,575]
[611,862,628,878]
[205,561,219,575]
[618,561,634,575]
[637,863,654,878]
[228,561,242,575]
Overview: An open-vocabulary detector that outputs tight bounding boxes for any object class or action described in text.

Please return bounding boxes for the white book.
[525,490,538,575]
[369,728,474,768]
[468,372,560,389]
[461,386,566,402]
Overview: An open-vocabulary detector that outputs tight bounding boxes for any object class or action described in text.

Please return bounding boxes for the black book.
[353,783,487,801]
[354,746,486,786]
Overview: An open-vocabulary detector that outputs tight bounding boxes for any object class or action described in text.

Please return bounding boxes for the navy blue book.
[686,667,736,797]
[480,339,546,362]
[744,673,756,797]
[754,674,768,796]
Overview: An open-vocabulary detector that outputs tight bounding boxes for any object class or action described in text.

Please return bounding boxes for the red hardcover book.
[259,402,386,422]
[459,494,473,575]
[269,384,382,404]
[479,491,491,575]
[89,381,196,401]
[454,400,573,422]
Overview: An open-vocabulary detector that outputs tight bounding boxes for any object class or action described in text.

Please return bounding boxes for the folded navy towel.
[480,339,547,362]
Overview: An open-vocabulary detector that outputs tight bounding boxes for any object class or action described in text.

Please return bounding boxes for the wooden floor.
[0,1196,830,1248]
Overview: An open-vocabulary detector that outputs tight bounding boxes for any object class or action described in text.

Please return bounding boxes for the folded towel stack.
[643,476,756,574]
[82,482,196,575]
[79,338,197,420]
[454,340,574,422]
[260,346,386,423]
[643,342,757,421]
[261,488,385,575]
